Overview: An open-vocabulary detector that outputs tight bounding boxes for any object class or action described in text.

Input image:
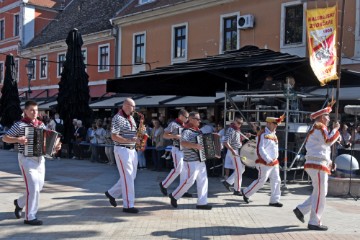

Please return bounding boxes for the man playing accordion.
[169,112,212,210]
[3,100,61,226]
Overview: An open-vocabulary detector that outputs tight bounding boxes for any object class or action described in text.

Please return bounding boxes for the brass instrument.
[134,111,149,151]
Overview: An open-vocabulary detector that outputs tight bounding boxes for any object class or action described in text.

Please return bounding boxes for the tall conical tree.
[0,54,22,128]
[57,29,92,144]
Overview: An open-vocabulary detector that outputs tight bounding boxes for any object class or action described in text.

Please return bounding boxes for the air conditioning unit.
[237,14,254,29]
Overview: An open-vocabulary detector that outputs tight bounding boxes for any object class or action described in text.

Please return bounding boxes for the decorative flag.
[306,6,338,86]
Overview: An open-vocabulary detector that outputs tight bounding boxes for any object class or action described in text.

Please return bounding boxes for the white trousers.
[161,147,186,188]
[243,164,281,204]
[226,153,245,192]
[108,146,138,208]
[172,161,208,205]
[17,154,45,221]
[296,168,328,226]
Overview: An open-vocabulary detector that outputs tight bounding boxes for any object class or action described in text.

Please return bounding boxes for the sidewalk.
[0,149,359,240]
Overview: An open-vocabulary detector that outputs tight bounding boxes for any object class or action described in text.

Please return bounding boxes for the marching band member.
[293,102,340,231]
[3,100,61,225]
[169,112,212,210]
[159,109,192,197]
[241,114,285,207]
[104,98,139,213]
[222,116,250,195]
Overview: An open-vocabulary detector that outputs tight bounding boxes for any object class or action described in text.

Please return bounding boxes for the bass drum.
[240,140,257,168]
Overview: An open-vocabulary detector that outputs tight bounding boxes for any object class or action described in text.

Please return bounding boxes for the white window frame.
[14,14,19,37]
[219,12,240,54]
[0,61,4,84]
[30,58,36,81]
[139,0,155,5]
[280,1,307,56]
[98,44,110,72]
[0,18,5,40]
[171,22,188,64]
[39,55,48,79]
[14,58,19,83]
[355,0,360,57]
[57,52,66,78]
[132,31,146,74]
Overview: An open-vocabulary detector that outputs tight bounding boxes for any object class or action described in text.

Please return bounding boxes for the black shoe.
[183,192,193,198]
[159,182,167,196]
[293,208,305,223]
[123,207,139,214]
[241,190,249,203]
[233,191,242,196]
[14,199,22,219]
[169,193,178,208]
[269,202,283,207]
[222,181,232,192]
[308,224,328,231]
[196,204,212,210]
[24,219,43,226]
[105,191,117,207]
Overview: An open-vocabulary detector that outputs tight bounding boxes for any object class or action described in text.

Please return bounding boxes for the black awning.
[107,46,359,96]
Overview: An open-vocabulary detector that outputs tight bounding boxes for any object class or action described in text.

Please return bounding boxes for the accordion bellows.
[24,127,59,158]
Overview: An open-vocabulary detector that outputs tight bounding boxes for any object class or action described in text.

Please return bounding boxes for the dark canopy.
[107,46,360,96]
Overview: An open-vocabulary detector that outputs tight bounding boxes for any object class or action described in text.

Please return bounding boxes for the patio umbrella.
[0,54,22,128]
[57,29,92,144]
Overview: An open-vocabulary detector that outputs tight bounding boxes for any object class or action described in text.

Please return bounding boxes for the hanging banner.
[306,6,338,86]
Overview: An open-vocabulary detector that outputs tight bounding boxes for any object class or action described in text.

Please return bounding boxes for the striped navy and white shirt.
[111,112,137,147]
[6,121,46,153]
[223,127,243,152]
[164,121,183,147]
[181,128,201,162]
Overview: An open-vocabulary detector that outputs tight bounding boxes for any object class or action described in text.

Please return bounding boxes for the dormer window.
[139,0,155,5]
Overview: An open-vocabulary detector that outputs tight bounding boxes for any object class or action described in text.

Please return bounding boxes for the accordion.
[24,127,59,158]
[196,133,222,162]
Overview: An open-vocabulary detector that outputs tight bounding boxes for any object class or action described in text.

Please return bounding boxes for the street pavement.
[0,149,359,240]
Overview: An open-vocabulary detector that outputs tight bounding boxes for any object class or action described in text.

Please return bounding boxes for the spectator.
[73,120,86,159]
[337,123,352,151]
[94,120,106,163]
[104,123,115,165]
[151,118,165,171]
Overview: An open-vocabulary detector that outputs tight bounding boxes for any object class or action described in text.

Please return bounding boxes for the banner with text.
[306,6,338,86]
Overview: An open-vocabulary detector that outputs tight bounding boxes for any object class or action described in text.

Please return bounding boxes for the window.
[174,25,187,59]
[98,44,109,71]
[284,4,304,45]
[134,34,145,64]
[139,0,154,5]
[81,49,87,66]
[0,19,4,40]
[14,14,19,37]
[57,53,66,77]
[29,59,36,80]
[40,56,47,79]
[14,59,19,82]
[222,16,238,52]
[0,62,4,84]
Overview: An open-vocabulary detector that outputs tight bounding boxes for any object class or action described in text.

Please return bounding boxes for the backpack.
[54,119,65,137]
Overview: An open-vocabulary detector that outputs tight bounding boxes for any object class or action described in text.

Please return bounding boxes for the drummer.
[222,116,251,196]
[241,114,285,207]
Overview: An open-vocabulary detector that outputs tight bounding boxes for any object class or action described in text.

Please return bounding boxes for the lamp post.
[25,60,34,99]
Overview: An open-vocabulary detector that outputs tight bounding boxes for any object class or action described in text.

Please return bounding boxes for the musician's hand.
[231,150,239,157]
[245,133,252,138]
[130,137,139,144]
[55,142,62,151]
[174,134,181,140]
[18,136,27,145]
[194,144,203,151]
